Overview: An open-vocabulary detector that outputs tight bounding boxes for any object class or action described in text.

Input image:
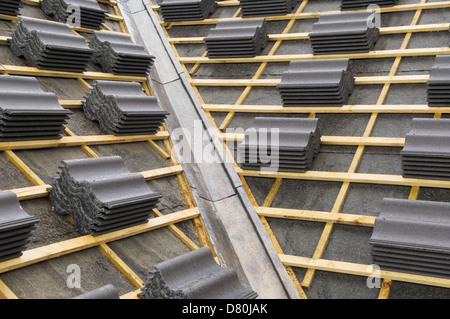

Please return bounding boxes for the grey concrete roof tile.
[0,0,22,16]
[340,0,398,11]
[138,247,258,299]
[427,56,450,106]
[0,75,71,141]
[401,118,450,180]
[370,198,450,270]
[239,0,298,18]
[0,191,39,262]
[277,58,355,106]
[10,18,94,72]
[73,284,120,299]
[49,156,162,236]
[237,117,321,172]
[205,19,268,58]
[89,31,155,76]
[42,0,107,30]
[159,0,217,22]
[83,80,169,135]
[310,11,379,54]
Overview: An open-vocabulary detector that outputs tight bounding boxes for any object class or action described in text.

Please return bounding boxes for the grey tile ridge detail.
[118,0,301,299]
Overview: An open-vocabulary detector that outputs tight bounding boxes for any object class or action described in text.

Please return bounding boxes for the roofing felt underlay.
[1,0,450,301]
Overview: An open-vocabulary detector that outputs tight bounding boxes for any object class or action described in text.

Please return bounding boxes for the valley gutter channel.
[117,0,300,299]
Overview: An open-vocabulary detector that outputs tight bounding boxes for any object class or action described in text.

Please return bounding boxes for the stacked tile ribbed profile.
[89,31,155,76]
[239,0,298,18]
[370,198,450,278]
[0,191,40,262]
[49,156,162,236]
[340,0,398,11]
[41,0,107,30]
[427,55,450,106]
[138,247,259,299]
[310,11,379,54]
[0,75,72,141]
[401,118,450,180]
[83,80,169,135]
[237,117,321,172]
[10,17,94,72]
[277,59,355,106]
[159,0,217,22]
[0,0,22,16]
[73,285,120,299]
[204,19,268,58]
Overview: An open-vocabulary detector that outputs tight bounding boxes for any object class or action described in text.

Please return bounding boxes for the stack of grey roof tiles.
[204,19,268,58]
[401,118,450,181]
[49,156,162,236]
[340,0,398,11]
[277,58,355,107]
[0,75,71,141]
[0,0,22,16]
[73,285,120,299]
[310,11,379,54]
[239,0,298,18]
[83,80,169,136]
[237,117,321,172]
[0,191,40,262]
[10,17,94,72]
[88,31,155,76]
[427,55,450,107]
[159,0,217,22]
[41,0,107,30]
[370,198,450,278]
[138,247,258,299]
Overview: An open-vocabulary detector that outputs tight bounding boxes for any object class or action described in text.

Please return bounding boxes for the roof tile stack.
[340,0,398,11]
[204,19,268,58]
[401,118,450,181]
[159,0,217,22]
[73,285,120,299]
[10,17,94,72]
[138,247,259,299]
[41,0,107,30]
[0,191,40,262]
[237,117,321,172]
[310,11,379,54]
[89,31,155,76]
[427,55,450,107]
[239,0,298,18]
[83,80,169,136]
[49,156,162,236]
[277,58,355,106]
[0,0,22,16]
[370,198,450,278]
[0,75,72,141]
